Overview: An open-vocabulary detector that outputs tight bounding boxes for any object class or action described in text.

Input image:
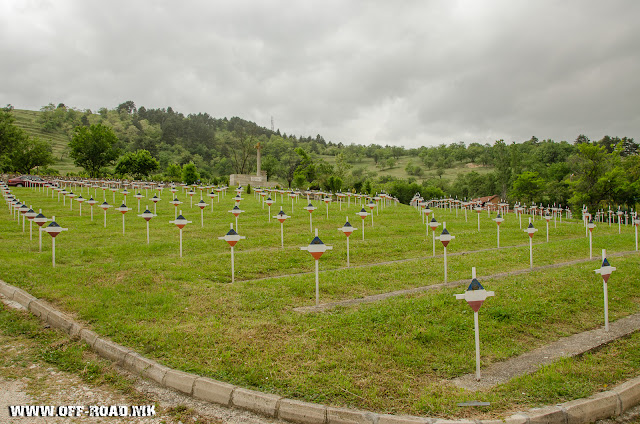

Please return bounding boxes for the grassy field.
[1,185,639,419]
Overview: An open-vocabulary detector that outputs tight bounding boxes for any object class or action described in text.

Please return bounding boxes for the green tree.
[114,149,159,178]
[9,137,55,174]
[165,163,182,178]
[0,106,26,158]
[568,143,609,211]
[69,124,120,177]
[511,171,545,205]
[182,162,200,185]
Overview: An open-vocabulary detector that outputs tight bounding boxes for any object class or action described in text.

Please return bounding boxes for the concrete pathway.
[452,312,640,391]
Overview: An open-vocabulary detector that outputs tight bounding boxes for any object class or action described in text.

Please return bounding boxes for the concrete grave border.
[1,279,639,424]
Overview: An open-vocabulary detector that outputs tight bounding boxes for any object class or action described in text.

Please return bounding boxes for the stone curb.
[2,280,640,424]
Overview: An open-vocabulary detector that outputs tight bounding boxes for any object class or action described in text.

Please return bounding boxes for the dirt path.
[0,302,275,424]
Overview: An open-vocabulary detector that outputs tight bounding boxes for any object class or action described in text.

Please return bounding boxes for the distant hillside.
[11,109,80,174]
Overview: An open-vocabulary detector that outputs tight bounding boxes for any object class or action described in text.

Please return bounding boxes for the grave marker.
[300,229,333,306]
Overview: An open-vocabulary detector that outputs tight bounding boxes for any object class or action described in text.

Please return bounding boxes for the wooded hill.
[6,101,639,210]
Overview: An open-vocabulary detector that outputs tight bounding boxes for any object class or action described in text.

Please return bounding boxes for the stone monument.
[229,142,278,187]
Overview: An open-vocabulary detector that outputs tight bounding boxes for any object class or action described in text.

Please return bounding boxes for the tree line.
[4,101,638,212]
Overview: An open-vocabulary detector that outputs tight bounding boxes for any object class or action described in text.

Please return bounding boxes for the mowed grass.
[1,185,640,418]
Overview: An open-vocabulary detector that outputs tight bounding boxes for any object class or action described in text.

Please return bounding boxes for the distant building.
[472,195,500,205]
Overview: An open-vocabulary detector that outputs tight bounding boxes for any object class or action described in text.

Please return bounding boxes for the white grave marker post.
[324,195,332,219]
[338,217,357,267]
[454,267,494,381]
[617,208,623,234]
[356,207,369,240]
[138,206,156,244]
[170,198,183,220]
[86,198,97,221]
[544,213,551,242]
[19,203,29,233]
[169,211,192,258]
[25,207,37,240]
[424,206,432,239]
[234,194,243,207]
[274,207,290,247]
[304,203,316,232]
[524,218,538,269]
[34,210,48,252]
[116,203,132,234]
[134,192,144,212]
[634,216,639,251]
[475,205,483,232]
[218,223,245,283]
[43,216,68,267]
[493,213,504,248]
[76,195,85,216]
[290,191,297,214]
[435,222,455,283]
[594,250,616,331]
[121,189,129,205]
[265,197,274,222]
[208,190,217,211]
[587,219,596,259]
[368,200,376,227]
[300,229,333,306]
[151,195,161,214]
[429,216,440,257]
[99,201,112,228]
[229,205,245,233]
[197,198,207,227]
[67,191,76,210]
[188,189,195,208]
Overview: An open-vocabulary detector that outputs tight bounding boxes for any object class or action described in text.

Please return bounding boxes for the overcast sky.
[1,1,639,148]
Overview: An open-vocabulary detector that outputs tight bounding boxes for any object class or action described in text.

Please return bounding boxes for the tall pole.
[444,245,448,283]
[347,236,350,267]
[179,228,183,258]
[231,246,235,283]
[315,259,319,306]
[146,221,150,245]
[529,233,533,269]
[602,249,609,331]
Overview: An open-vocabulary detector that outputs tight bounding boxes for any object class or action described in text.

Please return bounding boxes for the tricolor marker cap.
[152,195,160,203]
[429,217,440,230]
[265,197,274,206]
[493,213,504,225]
[545,214,551,222]
[171,214,191,229]
[87,197,97,205]
[19,203,29,213]
[587,219,596,231]
[77,195,85,202]
[368,201,375,210]
[595,257,616,283]
[454,279,495,312]
[304,203,316,213]
[197,199,207,209]
[218,225,245,246]
[356,207,369,218]
[44,220,67,237]
[135,193,143,199]
[34,213,48,226]
[230,205,245,217]
[171,198,182,206]
[25,208,37,220]
[525,222,538,237]
[139,208,156,221]
[117,204,131,214]
[301,231,333,260]
[208,191,217,198]
[436,227,455,247]
[67,192,76,198]
[100,202,112,210]
[276,209,289,223]
[339,219,355,237]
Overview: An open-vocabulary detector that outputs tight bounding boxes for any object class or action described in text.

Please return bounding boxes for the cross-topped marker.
[454,267,494,381]
[587,218,596,258]
[229,205,245,232]
[116,203,132,234]
[197,198,207,227]
[594,249,616,331]
[265,196,274,222]
[338,217,357,267]
[33,209,48,252]
[301,228,333,306]
[170,198,183,219]
[524,218,538,269]
[138,206,156,244]
[435,222,455,283]
[134,192,144,212]
[169,211,192,257]
[218,223,246,283]
[42,216,68,267]
[99,201,112,228]
[304,202,316,232]
[274,206,290,247]
[429,215,440,257]
[493,213,504,248]
[356,207,369,240]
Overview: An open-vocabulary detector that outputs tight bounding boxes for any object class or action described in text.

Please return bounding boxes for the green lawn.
[1,185,639,419]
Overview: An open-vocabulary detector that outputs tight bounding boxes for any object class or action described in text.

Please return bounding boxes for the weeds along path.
[292,250,639,312]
